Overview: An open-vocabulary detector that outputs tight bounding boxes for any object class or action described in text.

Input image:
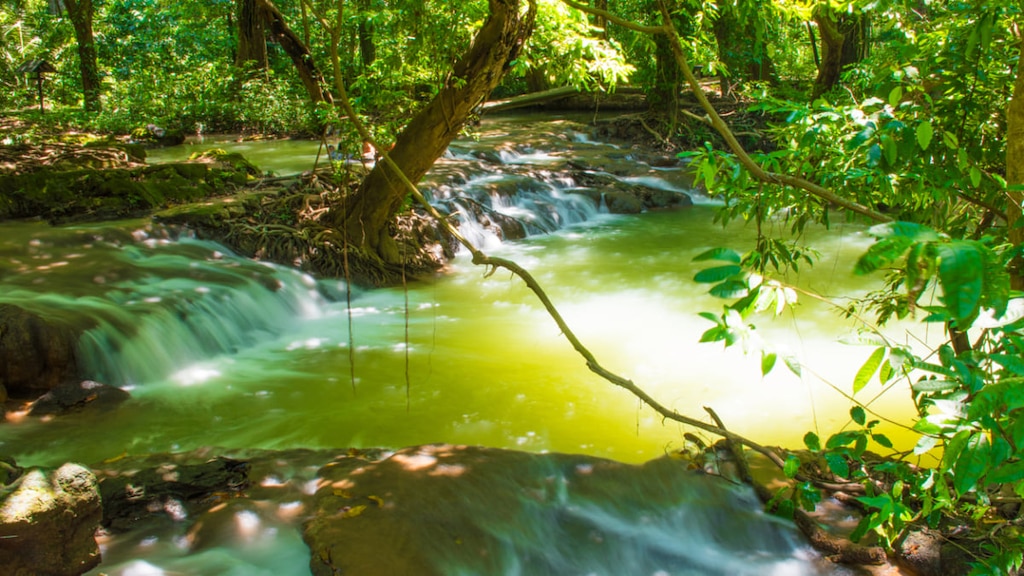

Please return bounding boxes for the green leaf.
[804,432,821,452]
[697,311,721,324]
[888,86,903,107]
[850,406,867,426]
[784,454,801,478]
[824,452,850,478]
[872,434,893,449]
[867,143,882,167]
[709,279,750,299]
[784,355,802,377]
[914,435,939,455]
[988,461,1024,484]
[992,354,1024,376]
[699,326,727,343]
[881,133,898,166]
[936,242,985,326]
[953,432,991,495]
[916,121,934,151]
[761,351,777,376]
[970,166,982,188]
[857,494,893,511]
[853,347,886,395]
[855,238,911,275]
[694,265,742,283]
[867,221,941,242]
[693,247,742,263]
[827,430,862,449]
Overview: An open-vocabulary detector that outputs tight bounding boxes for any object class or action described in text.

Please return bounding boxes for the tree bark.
[62,0,101,112]
[713,3,775,96]
[812,4,867,98]
[1007,36,1024,290]
[328,0,536,263]
[357,0,376,68]
[236,0,268,69]
[255,0,333,105]
[592,0,608,39]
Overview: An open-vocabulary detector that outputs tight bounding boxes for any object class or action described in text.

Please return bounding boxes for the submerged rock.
[98,456,250,532]
[303,444,821,576]
[28,380,130,417]
[0,462,103,576]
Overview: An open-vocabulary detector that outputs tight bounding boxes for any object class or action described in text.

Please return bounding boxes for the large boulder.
[0,462,103,576]
[0,304,79,398]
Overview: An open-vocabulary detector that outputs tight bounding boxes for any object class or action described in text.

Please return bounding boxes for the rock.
[0,455,21,485]
[28,380,130,417]
[98,456,250,532]
[304,445,813,576]
[0,463,103,576]
[0,304,79,398]
[898,528,973,576]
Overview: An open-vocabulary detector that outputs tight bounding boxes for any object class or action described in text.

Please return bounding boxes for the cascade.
[0,226,330,387]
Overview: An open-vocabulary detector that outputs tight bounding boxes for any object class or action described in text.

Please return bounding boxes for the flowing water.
[0,115,921,575]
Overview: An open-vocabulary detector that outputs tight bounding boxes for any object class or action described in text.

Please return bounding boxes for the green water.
[0,118,923,574]
[0,207,919,468]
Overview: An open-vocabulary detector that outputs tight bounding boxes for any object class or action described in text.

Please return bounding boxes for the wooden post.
[36,74,44,113]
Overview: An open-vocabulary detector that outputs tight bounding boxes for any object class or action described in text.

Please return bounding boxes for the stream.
[0,115,921,575]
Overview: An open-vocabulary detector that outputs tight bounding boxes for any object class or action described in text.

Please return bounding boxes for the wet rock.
[898,528,973,576]
[304,445,811,576]
[0,304,79,398]
[28,380,130,417]
[98,456,250,532]
[0,462,103,576]
[569,170,692,212]
[0,455,21,485]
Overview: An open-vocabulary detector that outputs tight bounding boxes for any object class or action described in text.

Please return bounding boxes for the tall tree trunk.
[812,4,867,98]
[592,0,608,39]
[1007,37,1024,291]
[255,0,332,105]
[62,0,101,112]
[713,3,775,97]
[328,0,536,263]
[236,0,268,69]
[650,33,680,124]
[357,0,376,68]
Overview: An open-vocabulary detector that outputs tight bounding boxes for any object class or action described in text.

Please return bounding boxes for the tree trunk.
[328,0,536,262]
[650,33,680,125]
[812,4,867,98]
[592,0,608,39]
[713,3,775,96]
[255,0,332,105]
[62,0,101,112]
[357,0,376,68]
[1007,37,1024,291]
[236,0,268,69]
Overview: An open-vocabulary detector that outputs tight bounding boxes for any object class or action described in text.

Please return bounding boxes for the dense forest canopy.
[4,0,1024,572]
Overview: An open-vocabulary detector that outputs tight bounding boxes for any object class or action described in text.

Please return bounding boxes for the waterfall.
[0,229,331,387]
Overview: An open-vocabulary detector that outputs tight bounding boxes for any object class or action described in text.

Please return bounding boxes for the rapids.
[0,115,918,575]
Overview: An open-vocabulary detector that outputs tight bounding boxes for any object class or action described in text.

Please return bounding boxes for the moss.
[1,153,260,224]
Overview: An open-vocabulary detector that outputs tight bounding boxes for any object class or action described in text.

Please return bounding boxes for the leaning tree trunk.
[328,0,536,263]
[63,0,101,112]
[1007,36,1024,291]
[255,0,332,105]
[236,0,268,69]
